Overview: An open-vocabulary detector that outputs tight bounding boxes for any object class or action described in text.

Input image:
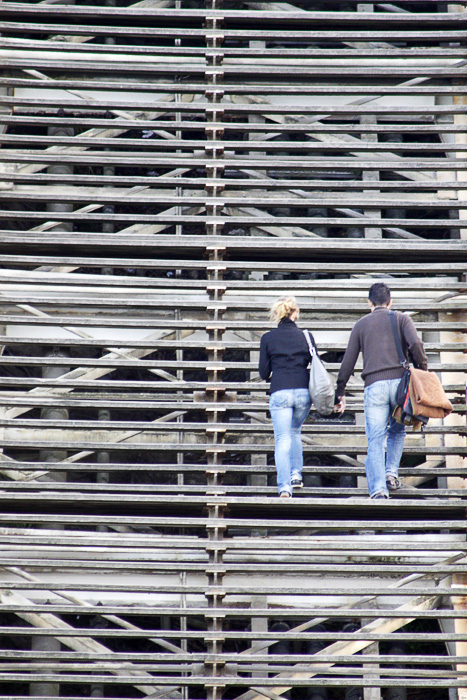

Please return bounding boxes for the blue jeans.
[269,388,311,495]
[364,378,406,498]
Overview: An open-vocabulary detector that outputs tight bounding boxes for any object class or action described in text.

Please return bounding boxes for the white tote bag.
[303,330,336,415]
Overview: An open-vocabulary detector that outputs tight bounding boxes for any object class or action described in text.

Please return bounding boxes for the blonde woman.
[259,296,317,498]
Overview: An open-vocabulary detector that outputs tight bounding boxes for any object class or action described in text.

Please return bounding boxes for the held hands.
[334,396,346,414]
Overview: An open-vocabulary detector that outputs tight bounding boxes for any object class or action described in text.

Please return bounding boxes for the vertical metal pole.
[100,204,113,508]
[249,335,268,530]
[99,0,114,516]
[30,349,70,697]
[0,77,13,192]
[306,624,328,700]
[204,3,226,699]
[360,115,382,239]
[251,596,268,679]
[247,35,269,503]
[363,642,381,700]
[174,1,186,501]
[97,407,111,533]
[442,305,467,700]
[29,114,75,698]
[30,632,60,698]
[99,19,115,509]
[384,133,406,239]
[386,639,407,700]
[443,23,467,690]
[342,622,362,700]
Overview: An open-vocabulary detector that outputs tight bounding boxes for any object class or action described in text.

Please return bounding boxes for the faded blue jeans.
[364,378,406,498]
[269,388,311,496]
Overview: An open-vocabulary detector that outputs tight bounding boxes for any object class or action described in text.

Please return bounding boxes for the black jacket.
[259,318,317,394]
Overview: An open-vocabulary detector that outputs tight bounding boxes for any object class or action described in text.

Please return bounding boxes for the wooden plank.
[3,174,467,189]
[3,604,467,620]
[2,581,467,596]
[0,673,466,688]
[3,192,467,208]
[0,538,465,555]
[0,42,463,57]
[0,419,463,434]
[1,297,467,310]
[7,649,449,666]
[2,117,467,134]
[3,95,467,112]
[0,372,464,389]
[0,555,464,572]
[1,21,466,40]
[0,319,465,333]
[1,482,467,499]
[0,651,465,663]
[0,438,464,456]
[0,255,465,272]
[1,212,466,227]
[0,273,465,290]
[0,627,462,642]
[1,6,465,21]
[0,513,461,530]
[0,395,463,410]
[0,234,457,257]
[3,137,467,154]
[2,153,466,170]
[2,69,467,85]
[0,462,464,476]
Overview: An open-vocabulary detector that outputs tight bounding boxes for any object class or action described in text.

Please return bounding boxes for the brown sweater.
[335,307,428,399]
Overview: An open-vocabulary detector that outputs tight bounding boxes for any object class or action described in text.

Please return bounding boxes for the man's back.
[336,307,427,397]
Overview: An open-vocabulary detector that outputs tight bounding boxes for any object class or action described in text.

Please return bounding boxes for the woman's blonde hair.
[270,295,299,323]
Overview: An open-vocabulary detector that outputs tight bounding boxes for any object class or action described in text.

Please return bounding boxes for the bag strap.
[389,311,408,368]
[303,330,316,358]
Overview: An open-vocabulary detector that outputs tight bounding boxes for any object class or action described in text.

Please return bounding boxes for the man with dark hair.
[368,282,391,307]
[334,283,427,499]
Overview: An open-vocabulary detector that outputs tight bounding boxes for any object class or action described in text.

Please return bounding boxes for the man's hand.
[334,396,346,414]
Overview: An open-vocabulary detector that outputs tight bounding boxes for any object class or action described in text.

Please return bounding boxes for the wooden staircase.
[0,0,465,698]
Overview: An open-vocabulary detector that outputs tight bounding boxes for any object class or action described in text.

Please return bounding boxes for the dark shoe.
[291,479,303,489]
[371,493,389,500]
[279,491,291,498]
[386,476,401,491]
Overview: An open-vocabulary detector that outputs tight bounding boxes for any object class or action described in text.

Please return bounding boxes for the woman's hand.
[334,396,346,413]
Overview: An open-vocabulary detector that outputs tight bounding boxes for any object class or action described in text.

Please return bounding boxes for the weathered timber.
[2,117,467,134]
[2,74,467,89]
[3,136,467,153]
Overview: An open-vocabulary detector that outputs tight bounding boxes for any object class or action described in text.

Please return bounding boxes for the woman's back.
[259,317,315,394]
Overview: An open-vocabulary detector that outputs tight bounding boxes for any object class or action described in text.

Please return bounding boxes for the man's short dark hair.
[368,282,391,307]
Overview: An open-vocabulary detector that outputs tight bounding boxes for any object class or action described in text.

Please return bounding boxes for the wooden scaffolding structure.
[0,1,466,698]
